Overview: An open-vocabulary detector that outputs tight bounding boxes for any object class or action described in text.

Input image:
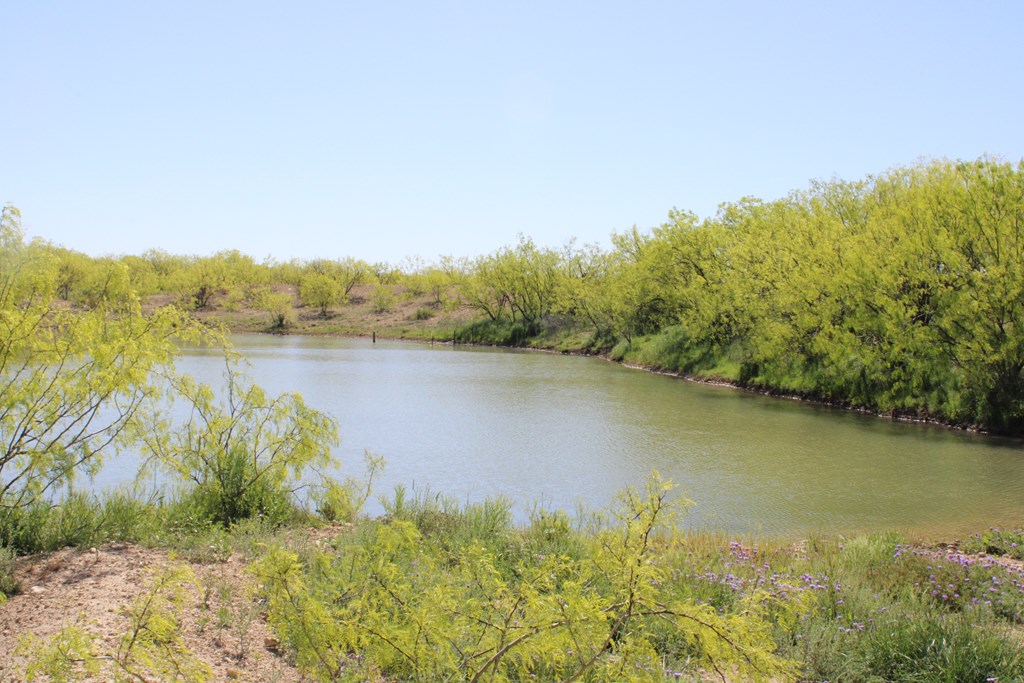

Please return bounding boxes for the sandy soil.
[0,543,305,682]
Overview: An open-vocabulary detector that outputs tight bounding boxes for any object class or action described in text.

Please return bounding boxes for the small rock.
[226,667,242,679]
[29,585,45,595]
[264,635,280,651]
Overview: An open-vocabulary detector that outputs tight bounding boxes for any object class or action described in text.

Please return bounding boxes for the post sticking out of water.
[372,331,376,344]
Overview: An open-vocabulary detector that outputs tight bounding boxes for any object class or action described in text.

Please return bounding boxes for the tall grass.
[3,481,1024,682]
[381,484,514,552]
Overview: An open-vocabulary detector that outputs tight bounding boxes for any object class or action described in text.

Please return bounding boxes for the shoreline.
[236,323,1012,440]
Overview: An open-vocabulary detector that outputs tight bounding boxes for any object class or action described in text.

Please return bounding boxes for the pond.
[112,334,1024,537]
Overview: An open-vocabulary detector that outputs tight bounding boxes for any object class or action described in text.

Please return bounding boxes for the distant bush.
[371,285,396,313]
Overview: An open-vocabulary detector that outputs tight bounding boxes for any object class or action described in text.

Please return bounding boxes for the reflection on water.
[101,335,1024,536]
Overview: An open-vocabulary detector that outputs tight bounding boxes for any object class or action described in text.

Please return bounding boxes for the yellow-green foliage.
[14,156,1024,430]
[252,285,295,328]
[20,564,211,682]
[312,451,384,523]
[0,205,202,511]
[115,564,211,682]
[21,626,101,683]
[300,271,343,316]
[137,358,340,526]
[449,158,1024,432]
[253,474,797,682]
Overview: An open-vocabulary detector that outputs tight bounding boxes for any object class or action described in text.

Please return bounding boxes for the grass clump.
[859,613,1023,681]
[0,491,159,555]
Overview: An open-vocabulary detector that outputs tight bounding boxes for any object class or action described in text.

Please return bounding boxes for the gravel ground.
[0,543,306,682]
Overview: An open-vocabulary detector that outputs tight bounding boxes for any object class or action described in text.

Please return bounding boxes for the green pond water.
[118,334,1024,537]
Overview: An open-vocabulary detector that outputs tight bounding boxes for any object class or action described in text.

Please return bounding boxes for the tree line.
[453,157,1024,433]
[6,156,1024,432]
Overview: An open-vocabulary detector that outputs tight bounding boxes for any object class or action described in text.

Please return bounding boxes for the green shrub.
[312,452,383,523]
[0,503,45,553]
[523,507,585,561]
[0,494,103,554]
[141,364,339,528]
[381,485,513,553]
[371,285,396,313]
[0,545,18,598]
[312,480,361,523]
[183,445,296,527]
[257,474,796,683]
[608,338,632,361]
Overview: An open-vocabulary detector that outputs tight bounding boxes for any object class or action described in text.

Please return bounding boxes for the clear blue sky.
[3,1,1022,265]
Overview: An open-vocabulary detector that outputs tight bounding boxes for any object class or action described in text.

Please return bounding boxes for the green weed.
[962,527,1024,560]
[0,545,18,597]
